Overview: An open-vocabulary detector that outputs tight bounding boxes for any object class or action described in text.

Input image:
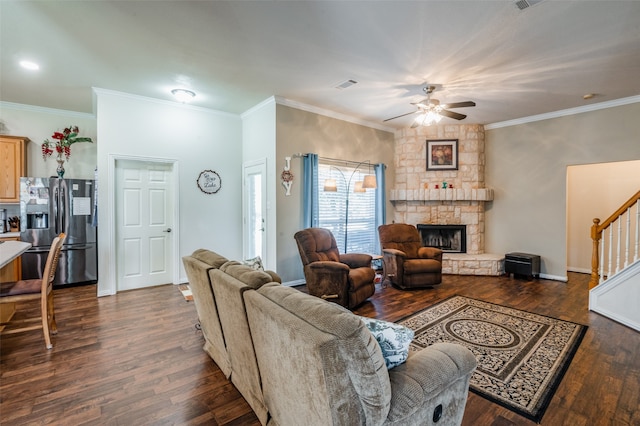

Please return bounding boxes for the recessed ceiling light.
[583,93,596,100]
[19,60,40,71]
[171,88,196,103]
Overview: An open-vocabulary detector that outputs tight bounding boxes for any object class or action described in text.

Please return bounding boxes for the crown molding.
[484,95,640,130]
[0,101,95,119]
[240,96,277,119]
[272,96,396,133]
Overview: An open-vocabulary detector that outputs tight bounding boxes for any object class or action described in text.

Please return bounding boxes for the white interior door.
[243,160,267,264]
[116,159,173,291]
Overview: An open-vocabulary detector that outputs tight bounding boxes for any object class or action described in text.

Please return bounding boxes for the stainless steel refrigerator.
[20,177,97,287]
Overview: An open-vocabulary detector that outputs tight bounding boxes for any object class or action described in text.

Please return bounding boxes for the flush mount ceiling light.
[19,60,40,71]
[171,88,196,103]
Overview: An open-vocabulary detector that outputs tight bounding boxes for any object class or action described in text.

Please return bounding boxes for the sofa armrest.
[385,342,476,421]
[339,253,373,268]
[418,247,443,261]
[265,270,282,283]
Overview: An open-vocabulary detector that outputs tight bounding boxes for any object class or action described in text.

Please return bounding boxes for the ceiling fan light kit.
[384,84,476,128]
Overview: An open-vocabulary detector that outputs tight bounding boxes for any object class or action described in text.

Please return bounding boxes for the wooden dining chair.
[0,233,66,349]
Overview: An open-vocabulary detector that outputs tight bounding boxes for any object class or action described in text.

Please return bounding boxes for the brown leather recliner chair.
[294,228,376,309]
[378,223,443,289]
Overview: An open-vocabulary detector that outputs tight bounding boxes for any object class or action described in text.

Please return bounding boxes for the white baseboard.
[567,267,591,274]
[539,273,568,282]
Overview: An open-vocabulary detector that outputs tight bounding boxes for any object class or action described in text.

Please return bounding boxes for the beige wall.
[567,160,640,273]
[485,102,640,280]
[275,104,395,283]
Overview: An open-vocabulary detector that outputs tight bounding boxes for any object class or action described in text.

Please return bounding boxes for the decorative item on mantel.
[42,126,93,178]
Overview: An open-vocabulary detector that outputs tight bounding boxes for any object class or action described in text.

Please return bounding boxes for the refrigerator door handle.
[54,187,59,235]
[26,247,53,254]
[62,244,94,251]
[60,187,66,232]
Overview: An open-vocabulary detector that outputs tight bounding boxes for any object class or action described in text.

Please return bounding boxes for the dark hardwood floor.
[1,272,638,425]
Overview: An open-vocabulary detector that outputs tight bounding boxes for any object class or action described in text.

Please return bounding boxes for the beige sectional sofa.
[183,249,477,426]
[182,249,231,377]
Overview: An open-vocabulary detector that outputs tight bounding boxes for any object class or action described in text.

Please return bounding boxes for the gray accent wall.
[485,103,640,280]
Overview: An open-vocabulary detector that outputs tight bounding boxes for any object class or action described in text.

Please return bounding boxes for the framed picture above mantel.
[426,139,458,171]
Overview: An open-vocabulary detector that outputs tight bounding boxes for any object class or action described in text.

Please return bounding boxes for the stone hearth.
[443,253,504,276]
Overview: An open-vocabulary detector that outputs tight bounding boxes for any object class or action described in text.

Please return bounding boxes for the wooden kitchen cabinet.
[0,236,22,283]
[0,136,28,203]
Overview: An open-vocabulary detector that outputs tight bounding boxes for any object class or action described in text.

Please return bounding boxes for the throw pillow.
[242,256,264,271]
[359,316,414,369]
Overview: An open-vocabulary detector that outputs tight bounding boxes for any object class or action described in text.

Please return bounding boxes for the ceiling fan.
[384,85,476,127]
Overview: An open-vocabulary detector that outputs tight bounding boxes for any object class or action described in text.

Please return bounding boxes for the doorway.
[243,159,267,265]
[114,158,178,291]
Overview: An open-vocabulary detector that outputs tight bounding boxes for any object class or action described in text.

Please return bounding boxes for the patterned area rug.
[398,296,587,422]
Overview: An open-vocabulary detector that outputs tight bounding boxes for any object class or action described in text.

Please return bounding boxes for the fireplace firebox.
[417,224,467,253]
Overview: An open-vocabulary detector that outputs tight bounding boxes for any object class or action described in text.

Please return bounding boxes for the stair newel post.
[590,218,602,289]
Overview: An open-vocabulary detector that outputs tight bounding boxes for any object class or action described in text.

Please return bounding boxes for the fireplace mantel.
[389,188,494,202]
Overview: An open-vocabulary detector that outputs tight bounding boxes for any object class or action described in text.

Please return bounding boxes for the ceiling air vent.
[513,0,544,10]
[335,79,358,90]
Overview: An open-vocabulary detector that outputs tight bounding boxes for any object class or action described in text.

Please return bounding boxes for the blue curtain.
[374,163,386,253]
[302,153,319,228]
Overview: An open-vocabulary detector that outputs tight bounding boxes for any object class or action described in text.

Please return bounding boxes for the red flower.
[41,125,93,162]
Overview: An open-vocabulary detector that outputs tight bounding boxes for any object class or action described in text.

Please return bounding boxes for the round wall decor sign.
[197,170,221,194]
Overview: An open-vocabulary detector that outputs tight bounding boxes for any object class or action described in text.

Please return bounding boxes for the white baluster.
[616,219,622,274]
[633,200,640,262]
[608,225,613,279]
[599,235,605,284]
[625,207,630,268]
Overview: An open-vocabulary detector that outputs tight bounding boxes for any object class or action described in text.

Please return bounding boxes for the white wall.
[567,160,640,273]
[485,102,640,280]
[241,98,277,271]
[95,89,243,296]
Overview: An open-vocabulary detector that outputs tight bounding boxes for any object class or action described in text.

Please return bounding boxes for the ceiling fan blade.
[383,111,417,122]
[443,101,476,109]
[440,109,467,120]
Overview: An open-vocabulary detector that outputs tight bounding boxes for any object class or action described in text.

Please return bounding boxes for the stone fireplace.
[390,124,504,276]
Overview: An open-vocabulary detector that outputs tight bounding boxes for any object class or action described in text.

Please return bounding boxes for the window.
[318,162,376,254]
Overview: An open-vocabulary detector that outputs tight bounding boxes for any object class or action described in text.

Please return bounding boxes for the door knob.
[163,228,172,233]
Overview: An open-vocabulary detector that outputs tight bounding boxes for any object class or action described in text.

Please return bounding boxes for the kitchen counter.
[0,240,31,269]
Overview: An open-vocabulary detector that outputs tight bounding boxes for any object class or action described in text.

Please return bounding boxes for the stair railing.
[590,190,640,289]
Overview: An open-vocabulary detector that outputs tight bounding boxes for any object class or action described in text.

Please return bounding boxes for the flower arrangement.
[42,126,93,160]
